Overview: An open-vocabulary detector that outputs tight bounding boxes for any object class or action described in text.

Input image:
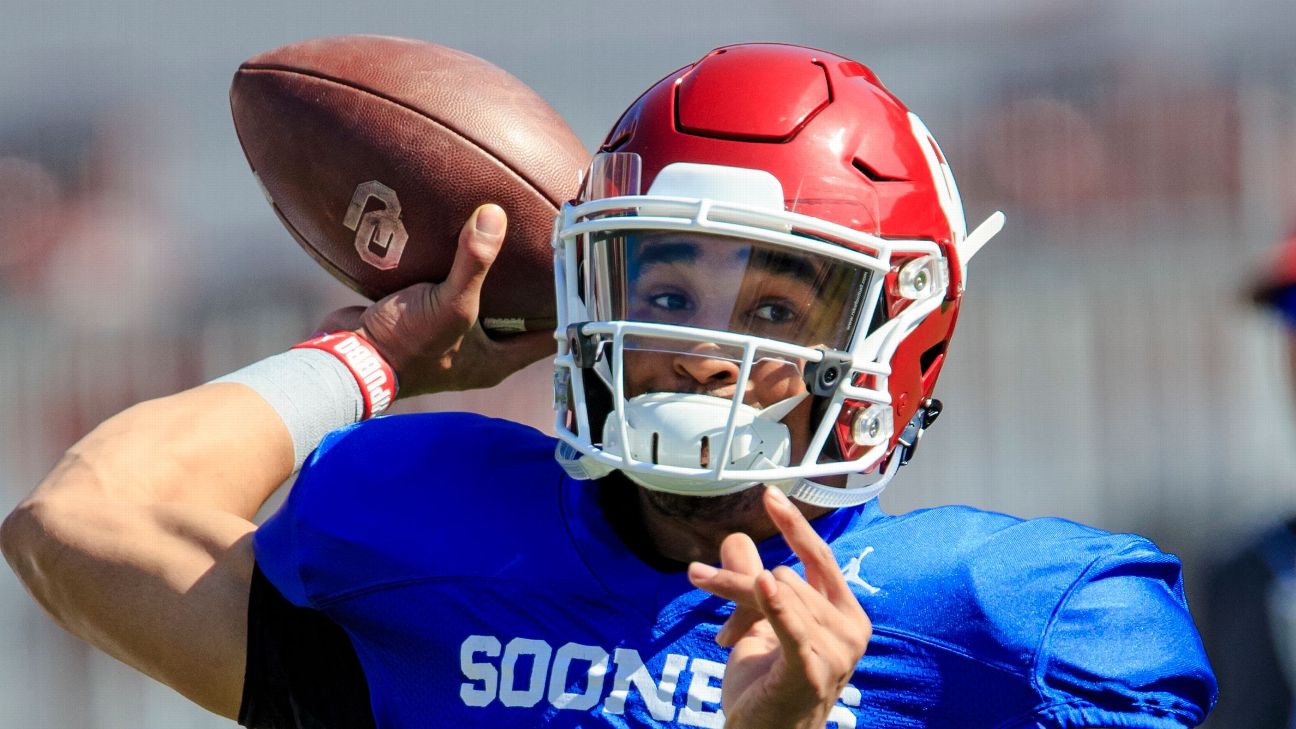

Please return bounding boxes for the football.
[229,35,589,333]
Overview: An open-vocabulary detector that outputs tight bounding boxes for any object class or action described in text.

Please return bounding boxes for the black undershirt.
[239,565,375,729]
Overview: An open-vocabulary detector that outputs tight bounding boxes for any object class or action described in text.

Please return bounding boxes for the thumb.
[444,204,507,315]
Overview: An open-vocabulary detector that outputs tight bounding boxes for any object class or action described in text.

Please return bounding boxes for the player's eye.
[752,301,799,324]
[648,292,693,312]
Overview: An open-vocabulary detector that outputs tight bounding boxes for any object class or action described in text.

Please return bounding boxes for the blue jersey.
[254,413,1216,728]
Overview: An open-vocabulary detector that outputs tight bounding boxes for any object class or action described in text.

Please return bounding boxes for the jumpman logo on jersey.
[841,547,881,595]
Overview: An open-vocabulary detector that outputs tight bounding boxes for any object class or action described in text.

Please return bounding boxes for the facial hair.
[639,482,767,526]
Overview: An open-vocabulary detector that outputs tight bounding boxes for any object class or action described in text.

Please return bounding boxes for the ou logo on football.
[344,180,409,271]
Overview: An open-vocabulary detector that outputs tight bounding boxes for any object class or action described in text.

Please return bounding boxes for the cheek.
[781,396,818,460]
[750,360,806,402]
[622,349,673,397]
[746,360,817,457]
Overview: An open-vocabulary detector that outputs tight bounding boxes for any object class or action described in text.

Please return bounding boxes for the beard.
[600,471,767,526]
[638,481,767,525]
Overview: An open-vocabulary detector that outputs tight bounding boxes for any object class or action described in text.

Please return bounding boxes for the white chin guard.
[600,392,801,496]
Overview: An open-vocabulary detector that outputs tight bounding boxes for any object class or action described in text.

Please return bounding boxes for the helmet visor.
[588,230,869,351]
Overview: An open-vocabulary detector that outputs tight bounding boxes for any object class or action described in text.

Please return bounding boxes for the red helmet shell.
[603,44,958,246]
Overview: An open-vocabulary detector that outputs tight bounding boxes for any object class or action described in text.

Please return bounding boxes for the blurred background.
[2,0,1294,726]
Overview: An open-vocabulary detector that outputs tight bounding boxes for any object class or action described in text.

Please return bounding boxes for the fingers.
[689,562,764,648]
[688,561,758,607]
[762,486,857,610]
[691,487,872,659]
[753,570,817,675]
[687,533,767,647]
[325,204,524,397]
[770,565,871,655]
[720,531,763,575]
[716,533,764,646]
[754,567,870,691]
[443,204,507,324]
[688,531,763,600]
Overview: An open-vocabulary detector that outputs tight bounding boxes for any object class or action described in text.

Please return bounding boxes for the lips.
[643,387,764,408]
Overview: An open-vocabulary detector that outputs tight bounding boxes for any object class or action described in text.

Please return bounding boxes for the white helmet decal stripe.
[907,113,1007,276]
[907,113,967,243]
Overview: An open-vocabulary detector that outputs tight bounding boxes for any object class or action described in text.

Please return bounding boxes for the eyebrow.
[747,248,821,286]
[634,238,822,286]
[632,242,813,278]
[634,241,700,267]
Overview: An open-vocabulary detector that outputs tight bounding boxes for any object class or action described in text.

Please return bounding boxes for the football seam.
[236,63,570,211]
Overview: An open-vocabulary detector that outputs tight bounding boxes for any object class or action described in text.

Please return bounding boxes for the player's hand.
[687,486,871,729]
[315,204,556,397]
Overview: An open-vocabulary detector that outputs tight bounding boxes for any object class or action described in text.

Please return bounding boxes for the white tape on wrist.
[212,348,366,471]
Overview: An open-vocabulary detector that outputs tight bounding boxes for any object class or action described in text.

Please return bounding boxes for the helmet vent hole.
[920,342,947,376]
[600,126,633,153]
[699,436,710,468]
[852,158,909,183]
[651,432,660,464]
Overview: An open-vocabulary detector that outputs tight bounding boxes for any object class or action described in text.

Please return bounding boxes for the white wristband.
[212,348,366,471]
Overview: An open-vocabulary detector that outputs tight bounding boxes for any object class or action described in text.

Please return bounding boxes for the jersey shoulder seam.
[996,694,1203,728]
[868,624,1033,681]
[1028,533,1151,699]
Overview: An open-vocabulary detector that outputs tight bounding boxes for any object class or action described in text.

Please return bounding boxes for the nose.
[672,347,740,387]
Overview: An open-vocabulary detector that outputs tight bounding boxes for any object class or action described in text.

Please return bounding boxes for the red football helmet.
[552,43,1003,506]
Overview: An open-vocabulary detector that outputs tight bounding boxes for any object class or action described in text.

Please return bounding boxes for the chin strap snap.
[893,398,942,467]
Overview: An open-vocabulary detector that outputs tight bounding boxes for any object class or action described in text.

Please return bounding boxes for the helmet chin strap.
[777,469,895,509]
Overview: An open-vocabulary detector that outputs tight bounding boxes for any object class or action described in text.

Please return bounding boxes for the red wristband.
[292,332,397,418]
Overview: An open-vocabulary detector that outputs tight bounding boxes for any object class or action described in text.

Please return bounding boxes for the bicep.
[5,488,256,718]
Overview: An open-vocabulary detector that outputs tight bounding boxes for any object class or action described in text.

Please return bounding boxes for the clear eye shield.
[596,231,868,352]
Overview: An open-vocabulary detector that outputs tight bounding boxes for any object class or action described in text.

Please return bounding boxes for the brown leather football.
[230,35,588,333]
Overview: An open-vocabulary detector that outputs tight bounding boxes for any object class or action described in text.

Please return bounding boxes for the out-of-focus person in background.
[1204,232,1296,729]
